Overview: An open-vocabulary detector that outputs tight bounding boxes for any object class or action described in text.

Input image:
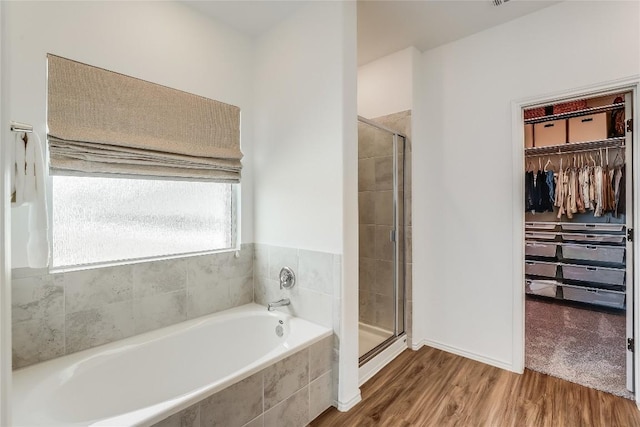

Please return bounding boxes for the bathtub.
[12,303,332,426]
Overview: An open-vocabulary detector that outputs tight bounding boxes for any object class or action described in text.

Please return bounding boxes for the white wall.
[357,47,419,118]
[253,2,348,254]
[413,1,640,369]
[6,1,255,268]
[253,1,360,408]
[0,2,12,423]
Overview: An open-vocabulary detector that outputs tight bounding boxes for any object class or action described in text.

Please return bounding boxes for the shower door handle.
[390,229,396,242]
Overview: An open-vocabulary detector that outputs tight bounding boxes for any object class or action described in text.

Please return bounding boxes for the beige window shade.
[47,54,242,182]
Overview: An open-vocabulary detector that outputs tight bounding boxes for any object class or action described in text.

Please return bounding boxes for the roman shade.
[47,54,242,182]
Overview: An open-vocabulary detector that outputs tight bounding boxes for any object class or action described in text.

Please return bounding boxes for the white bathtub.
[12,303,332,426]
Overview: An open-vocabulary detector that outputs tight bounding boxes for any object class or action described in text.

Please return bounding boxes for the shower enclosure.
[358,116,406,364]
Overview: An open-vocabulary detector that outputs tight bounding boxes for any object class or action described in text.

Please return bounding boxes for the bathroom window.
[51,175,235,268]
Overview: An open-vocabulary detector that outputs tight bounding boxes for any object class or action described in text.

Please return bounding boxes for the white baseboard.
[336,392,362,412]
[359,336,408,386]
[422,339,515,372]
[411,338,425,351]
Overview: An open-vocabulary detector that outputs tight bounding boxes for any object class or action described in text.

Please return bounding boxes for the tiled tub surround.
[13,304,333,426]
[154,336,335,427]
[253,244,341,416]
[11,244,254,369]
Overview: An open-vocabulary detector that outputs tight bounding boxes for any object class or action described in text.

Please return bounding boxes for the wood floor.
[311,346,640,426]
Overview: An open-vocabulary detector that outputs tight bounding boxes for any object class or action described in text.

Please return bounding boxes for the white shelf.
[525,137,625,156]
[524,102,624,124]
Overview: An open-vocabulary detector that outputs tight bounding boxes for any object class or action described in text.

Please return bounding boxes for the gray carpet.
[526,296,633,400]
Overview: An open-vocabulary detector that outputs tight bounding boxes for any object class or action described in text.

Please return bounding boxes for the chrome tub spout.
[268,298,290,311]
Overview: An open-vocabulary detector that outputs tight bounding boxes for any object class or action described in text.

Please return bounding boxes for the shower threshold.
[359,322,402,366]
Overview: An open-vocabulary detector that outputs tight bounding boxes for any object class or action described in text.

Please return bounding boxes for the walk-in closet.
[523,91,635,398]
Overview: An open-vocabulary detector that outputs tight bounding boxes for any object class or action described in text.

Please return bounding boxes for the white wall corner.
[0,1,13,423]
[424,340,516,373]
[411,340,425,351]
[409,50,426,349]
[510,99,526,375]
[338,0,361,413]
[357,46,417,118]
[336,391,362,412]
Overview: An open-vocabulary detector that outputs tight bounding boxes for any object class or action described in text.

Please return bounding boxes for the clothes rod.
[525,146,625,158]
[9,121,33,133]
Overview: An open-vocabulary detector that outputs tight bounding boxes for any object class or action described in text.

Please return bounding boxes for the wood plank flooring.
[310,346,640,426]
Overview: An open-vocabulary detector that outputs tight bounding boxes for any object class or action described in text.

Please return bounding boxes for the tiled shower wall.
[358,110,412,341]
[11,244,254,369]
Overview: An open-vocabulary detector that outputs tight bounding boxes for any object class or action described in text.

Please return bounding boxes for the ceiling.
[183,1,308,36]
[183,0,561,65]
[358,0,560,65]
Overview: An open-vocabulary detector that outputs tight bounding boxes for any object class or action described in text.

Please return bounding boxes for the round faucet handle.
[279,266,296,289]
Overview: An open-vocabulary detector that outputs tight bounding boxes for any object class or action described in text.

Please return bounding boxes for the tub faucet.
[268,298,290,311]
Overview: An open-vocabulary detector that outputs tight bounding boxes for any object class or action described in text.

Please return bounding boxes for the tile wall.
[253,245,339,330]
[358,110,412,341]
[153,335,334,427]
[11,244,253,369]
[253,244,341,409]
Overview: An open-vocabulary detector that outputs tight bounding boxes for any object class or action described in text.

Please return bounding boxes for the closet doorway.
[357,117,406,368]
[522,88,636,399]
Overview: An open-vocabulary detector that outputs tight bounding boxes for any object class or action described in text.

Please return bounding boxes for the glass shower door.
[358,118,405,362]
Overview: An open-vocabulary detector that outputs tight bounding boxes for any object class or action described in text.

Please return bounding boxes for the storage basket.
[526,232,557,240]
[553,99,587,114]
[525,261,557,278]
[526,280,558,298]
[562,285,625,309]
[526,222,557,230]
[561,264,625,286]
[561,244,625,264]
[525,241,558,258]
[560,233,625,244]
[524,107,546,120]
[560,223,624,232]
[568,113,608,143]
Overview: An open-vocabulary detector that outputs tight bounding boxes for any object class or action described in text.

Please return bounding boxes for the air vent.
[493,0,511,5]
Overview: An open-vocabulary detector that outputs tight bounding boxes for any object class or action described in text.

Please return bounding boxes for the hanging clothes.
[593,165,604,217]
[581,165,591,210]
[525,171,535,212]
[525,167,554,213]
[606,167,616,213]
[527,148,626,220]
[545,170,555,207]
[567,167,578,216]
[614,165,626,217]
[537,170,553,212]
[576,167,586,214]
[556,167,568,219]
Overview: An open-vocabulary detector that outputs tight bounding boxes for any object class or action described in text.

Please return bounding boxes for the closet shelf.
[524,137,625,156]
[524,102,625,124]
